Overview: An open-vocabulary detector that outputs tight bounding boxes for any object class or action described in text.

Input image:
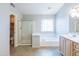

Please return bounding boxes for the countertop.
[60,33,79,43]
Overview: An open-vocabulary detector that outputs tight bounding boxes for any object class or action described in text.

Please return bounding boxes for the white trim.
[10,5,23,47]
[10,12,18,47]
[40,46,59,48]
[18,43,32,46]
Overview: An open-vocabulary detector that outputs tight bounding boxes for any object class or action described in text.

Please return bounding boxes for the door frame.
[9,14,18,47]
[10,15,15,47]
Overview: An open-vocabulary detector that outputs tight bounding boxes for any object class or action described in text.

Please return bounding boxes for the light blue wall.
[23,15,55,33]
[0,3,10,56]
[56,3,79,34]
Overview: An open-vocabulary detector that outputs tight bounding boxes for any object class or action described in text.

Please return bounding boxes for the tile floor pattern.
[10,45,62,56]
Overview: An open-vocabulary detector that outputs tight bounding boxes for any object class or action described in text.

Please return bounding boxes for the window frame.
[41,19,55,33]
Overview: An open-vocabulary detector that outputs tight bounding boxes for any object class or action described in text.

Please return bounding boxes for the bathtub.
[32,33,59,47]
[40,33,59,47]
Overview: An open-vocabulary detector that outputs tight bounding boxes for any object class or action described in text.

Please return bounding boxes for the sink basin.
[72,35,77,37]
[68,33,79,37]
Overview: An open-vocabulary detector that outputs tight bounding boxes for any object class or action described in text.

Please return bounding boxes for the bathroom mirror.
[69,7,79,32]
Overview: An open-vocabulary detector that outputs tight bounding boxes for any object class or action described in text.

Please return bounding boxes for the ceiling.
[14,3,64,15]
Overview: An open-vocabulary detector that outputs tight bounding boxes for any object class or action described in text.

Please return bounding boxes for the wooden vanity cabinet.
[60,36,79,56]
[65,38,74,56]
[59,36,73,56]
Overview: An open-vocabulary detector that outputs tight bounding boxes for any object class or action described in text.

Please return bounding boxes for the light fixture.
[71,12,77,17]
[71,8,76,13]
[76,13,79,17]
[70,7,79,18]
[76,7,79,12]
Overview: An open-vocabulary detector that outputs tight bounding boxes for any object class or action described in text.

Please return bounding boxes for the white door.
[21,20,32,45]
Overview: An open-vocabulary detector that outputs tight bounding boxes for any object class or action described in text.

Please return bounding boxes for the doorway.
[21,20,32,45]
[10,15,15,48]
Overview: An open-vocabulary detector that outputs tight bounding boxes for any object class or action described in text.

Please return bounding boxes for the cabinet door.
[75,52,79,56]
[65,39,73,56]
[32,36,40,48]
[59,36,66,55]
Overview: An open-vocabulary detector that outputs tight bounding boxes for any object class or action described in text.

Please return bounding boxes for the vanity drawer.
[75,52,79,56]
[74,48,79,56]
[74,43,79,49]
[73,42,79,56]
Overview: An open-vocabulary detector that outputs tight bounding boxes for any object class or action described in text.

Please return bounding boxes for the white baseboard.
[40,41,59,47]
[18,43,32,46]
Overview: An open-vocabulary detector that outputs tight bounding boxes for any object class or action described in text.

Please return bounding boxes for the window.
[41,19,54,32]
